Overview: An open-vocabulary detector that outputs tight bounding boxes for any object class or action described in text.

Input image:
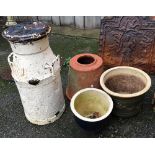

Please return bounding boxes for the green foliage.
[63,57,71,67]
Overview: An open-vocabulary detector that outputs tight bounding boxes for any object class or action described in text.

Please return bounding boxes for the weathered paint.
[15,71,65,125]
[60,16,74,25]
[75,16,84,29]
[7,39,58,82]
[5,22,65,125]
[66,53,103,100]
[85,16,101,29]
[2,22,51,43]
[38,16,52,22]
[13,16,102,29]
[52,16,60,25]
[10,36,49,55]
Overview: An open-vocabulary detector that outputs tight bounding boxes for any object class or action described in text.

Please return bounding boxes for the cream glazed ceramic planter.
[3,22,65,125]
[70,88,113,129]
[100,66,151,117]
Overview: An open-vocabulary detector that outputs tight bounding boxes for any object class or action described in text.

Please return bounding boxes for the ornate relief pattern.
[99,16,155,73]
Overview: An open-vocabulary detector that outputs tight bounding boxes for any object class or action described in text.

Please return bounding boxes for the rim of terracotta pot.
[69,53,103,72]
[70,88,113,122]
[100,66,151,98]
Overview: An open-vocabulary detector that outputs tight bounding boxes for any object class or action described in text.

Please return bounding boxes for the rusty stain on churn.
[3,22,65,125]
[66,53,103,100]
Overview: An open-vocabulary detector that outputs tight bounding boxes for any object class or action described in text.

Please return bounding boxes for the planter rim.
[100,66,151,98]
[69,53,103,72]
[70,88,113,122]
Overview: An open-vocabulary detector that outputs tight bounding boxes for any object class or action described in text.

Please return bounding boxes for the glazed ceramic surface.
[70,88,113,129]
[100,66,151,117]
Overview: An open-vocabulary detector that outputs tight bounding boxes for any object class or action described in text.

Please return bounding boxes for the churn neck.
[2,22,51,43]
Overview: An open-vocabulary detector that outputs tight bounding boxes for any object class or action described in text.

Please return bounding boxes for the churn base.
[25,104,65,125]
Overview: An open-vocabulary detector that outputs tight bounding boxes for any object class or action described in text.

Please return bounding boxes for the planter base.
[112,107,142,118]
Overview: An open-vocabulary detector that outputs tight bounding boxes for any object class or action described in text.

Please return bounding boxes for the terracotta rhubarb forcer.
[66,53,103,100]
[99,16,155,74]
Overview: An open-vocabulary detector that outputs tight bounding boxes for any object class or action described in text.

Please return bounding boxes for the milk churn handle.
[8,52,14,67]
[44,55,60,76]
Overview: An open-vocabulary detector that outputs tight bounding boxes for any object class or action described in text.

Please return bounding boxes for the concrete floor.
[0,26,155,138]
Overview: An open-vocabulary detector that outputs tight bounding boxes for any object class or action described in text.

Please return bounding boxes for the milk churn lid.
[2,22,51,43]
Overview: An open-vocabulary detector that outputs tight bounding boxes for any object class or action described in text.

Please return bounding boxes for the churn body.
[3,22,65,125]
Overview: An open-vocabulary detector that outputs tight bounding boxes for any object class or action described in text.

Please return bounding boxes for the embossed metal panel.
[99,16,155,74]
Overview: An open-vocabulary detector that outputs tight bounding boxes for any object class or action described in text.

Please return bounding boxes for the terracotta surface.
[66,53,103,100]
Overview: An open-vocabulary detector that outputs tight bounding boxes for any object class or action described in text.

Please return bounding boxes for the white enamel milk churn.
[2,22,65,125]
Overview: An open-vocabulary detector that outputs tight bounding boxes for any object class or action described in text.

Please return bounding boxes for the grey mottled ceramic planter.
[100,66,151,117]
